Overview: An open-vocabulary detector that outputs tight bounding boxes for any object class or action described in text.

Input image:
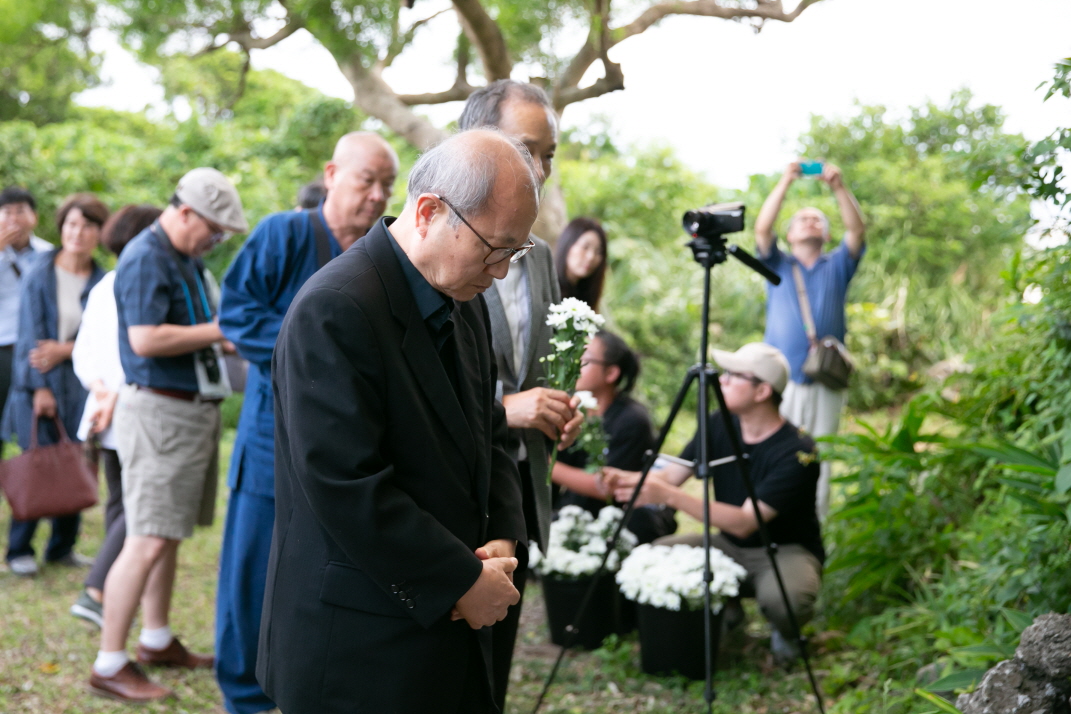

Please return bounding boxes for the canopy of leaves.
[0,0,99,125]
[737,90,1033,408]
[0,67,414,276]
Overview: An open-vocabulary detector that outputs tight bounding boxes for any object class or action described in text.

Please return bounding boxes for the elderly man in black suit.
[257,128,540,714]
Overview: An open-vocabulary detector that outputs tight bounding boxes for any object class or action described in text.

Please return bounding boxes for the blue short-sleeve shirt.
[115,225,213,391]
[760,241,863,384]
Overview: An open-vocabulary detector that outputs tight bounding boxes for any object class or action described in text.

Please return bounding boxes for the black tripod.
[532,207,826,714]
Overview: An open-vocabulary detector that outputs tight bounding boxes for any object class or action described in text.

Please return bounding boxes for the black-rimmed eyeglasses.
[435,194,535,265]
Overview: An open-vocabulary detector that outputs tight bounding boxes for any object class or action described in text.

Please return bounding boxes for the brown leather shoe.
[136,637,214,669]
[88,662,173,702]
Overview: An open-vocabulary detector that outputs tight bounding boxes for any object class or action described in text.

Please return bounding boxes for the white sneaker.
[8,555,38,577]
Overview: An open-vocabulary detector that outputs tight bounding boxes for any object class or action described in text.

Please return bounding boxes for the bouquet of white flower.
[540,299,605,481]
[616,543,747,613]
[530,505,637,580]
[570,390,608,475]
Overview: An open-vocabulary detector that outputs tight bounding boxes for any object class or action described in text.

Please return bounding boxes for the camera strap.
[791,263,818,344]
[307,209,333,269]
[150,221,213,326]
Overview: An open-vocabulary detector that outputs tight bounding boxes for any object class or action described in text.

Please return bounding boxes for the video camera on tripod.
[533,200,827,714]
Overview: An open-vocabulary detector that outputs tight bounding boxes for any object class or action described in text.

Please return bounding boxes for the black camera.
[682,202,746,238]
[199,348,222,384]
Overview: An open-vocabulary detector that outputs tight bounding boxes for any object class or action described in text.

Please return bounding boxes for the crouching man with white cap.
[605,342,824,666]
[89,168,248,703]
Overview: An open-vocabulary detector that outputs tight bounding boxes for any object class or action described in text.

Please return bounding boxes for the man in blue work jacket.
[215,132,399,714]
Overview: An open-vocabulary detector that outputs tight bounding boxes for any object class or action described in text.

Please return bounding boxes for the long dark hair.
[596,330,640,394]
[555,217,607,310]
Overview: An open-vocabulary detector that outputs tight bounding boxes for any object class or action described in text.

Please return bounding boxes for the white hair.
[787,207,831,238]
[405,128,539,226]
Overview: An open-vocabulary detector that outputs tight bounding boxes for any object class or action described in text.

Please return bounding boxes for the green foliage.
[738,91,1032,410]
[0,0,99,124]
[0,69,414,278]
[1022,58,1071,209]
[559,142,765,445]
[819,397,983,608]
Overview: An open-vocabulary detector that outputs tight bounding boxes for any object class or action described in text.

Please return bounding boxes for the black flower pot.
[636,602,723,680]
[542,572,618,650]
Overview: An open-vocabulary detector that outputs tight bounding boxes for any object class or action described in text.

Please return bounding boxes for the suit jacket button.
[391,585,400,593]
[397,591,407,599]
[405,599,415,608]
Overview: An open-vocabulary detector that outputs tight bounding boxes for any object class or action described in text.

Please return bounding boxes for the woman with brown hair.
[554,217,608,310]
[2,193,108,576]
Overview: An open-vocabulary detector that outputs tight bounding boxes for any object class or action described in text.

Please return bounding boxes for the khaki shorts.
[114,385,220,540]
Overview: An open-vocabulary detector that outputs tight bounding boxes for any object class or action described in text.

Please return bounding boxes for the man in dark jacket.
[258,129,539,714]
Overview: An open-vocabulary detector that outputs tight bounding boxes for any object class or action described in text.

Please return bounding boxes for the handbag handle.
[791,263,819,344]
[29,415,71,450]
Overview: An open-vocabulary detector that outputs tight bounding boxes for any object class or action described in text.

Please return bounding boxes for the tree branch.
[451,0,512,81]
[339,55,447,150]
[556,0,822,110]
[397,84,475,106]
[381,8,451,69]
[612,0,821,45]
[227,17,303,51]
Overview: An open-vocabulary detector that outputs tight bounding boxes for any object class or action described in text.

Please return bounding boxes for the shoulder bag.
[792,263,854,391]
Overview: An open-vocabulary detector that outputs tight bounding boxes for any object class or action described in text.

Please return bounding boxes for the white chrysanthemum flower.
[615,543,746,612]
[532,506,637,578]
[574,390,598,411]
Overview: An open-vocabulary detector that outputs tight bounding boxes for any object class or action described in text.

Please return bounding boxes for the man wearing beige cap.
[88,168,247,702]
[606,342,823,666]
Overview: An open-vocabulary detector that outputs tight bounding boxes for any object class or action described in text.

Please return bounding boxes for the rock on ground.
[1018,613,1071,681]
[955,659,1071,714]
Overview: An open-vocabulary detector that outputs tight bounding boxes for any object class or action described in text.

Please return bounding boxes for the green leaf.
[1056,463,1071,495]
[950,643,1014,659]
[1001,608,1035,633]
[925,668,987,692]
[915,688,964,713]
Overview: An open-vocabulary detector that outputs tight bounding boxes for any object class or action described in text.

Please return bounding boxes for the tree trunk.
[534,182,567,247]
[342,60,447,150]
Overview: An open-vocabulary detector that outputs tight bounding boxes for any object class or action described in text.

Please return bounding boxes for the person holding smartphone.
[753,159,866,518]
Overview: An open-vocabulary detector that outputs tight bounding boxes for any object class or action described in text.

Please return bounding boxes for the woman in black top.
[553,330,676,543]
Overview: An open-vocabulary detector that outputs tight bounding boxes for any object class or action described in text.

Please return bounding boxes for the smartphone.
[799,161,824,176]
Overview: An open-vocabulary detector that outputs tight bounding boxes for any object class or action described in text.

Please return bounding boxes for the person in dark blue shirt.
[90,168,248,704]
[215,132,398,714]
[754,160,866,518]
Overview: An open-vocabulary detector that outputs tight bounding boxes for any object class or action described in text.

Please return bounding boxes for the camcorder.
[682,202,745,239]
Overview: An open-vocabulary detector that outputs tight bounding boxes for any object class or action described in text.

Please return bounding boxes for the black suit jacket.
[257,219,526,714]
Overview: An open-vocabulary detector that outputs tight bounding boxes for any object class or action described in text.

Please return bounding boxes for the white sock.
[138,625,173,651]
[93,650,129,677]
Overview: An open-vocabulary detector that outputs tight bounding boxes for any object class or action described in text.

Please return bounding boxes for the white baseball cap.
[711,342,790,395]
[175,167,249,234]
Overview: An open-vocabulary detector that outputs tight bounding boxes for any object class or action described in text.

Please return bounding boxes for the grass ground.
[0,427,897,714]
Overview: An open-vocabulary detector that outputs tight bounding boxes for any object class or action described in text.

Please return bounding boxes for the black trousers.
[491,461,541,712]
[0,344,12,458]
[85,448,125,591]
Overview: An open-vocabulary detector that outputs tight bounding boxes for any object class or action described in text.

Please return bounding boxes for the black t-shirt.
[556,394,677,544]
[559,393,655,473]
[680,416,824,563]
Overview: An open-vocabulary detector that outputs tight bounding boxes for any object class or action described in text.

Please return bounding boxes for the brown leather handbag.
[0,416,99,521]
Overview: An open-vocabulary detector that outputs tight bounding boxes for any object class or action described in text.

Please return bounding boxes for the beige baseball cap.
[175,168,249,234]
[711,342,790,395]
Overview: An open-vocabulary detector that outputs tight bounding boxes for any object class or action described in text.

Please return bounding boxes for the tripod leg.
[531,366,700,714]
